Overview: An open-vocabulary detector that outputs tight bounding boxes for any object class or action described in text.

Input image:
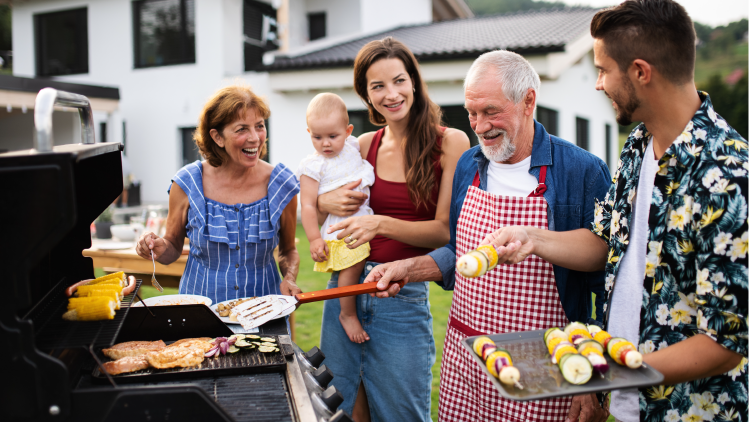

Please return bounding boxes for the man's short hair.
[590,0,696,85]
[464,50,541,105]
[306,93,349,126]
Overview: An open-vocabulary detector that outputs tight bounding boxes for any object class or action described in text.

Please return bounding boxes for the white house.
[264,7,619,176]
[8,0,616,205]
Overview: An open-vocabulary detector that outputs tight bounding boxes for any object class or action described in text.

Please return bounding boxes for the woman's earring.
[413,87,416,93]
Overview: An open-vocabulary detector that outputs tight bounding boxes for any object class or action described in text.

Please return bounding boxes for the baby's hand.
[310,239,329,262]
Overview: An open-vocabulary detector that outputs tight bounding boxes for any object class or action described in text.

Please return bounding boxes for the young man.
[466,1,747,421]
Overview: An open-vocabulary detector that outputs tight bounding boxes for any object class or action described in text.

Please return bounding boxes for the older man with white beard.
[362,50,613,422]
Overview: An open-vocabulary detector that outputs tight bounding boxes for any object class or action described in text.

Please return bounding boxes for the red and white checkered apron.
[438,167,572,422]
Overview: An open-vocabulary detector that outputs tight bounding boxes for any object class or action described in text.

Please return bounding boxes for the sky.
[558,0,749,27]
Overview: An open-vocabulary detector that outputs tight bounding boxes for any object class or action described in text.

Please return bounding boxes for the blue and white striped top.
[169,161,300,304]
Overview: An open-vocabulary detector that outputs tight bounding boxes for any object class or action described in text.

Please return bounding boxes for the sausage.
[123,275,137,296]
[65,279,94,297]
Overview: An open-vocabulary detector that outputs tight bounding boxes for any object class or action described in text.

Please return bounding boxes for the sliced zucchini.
[563,322,588,337]
[258,346,276,353]
[235,339,251,347]
[260,337,276,342]
[227,345,240,353]
[246,335,260,339]
[576,340,603,355]
[261,342,276,347]
[558,353,592,385]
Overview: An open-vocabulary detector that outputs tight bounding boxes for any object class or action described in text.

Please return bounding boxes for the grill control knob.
[329,409,355,422]
[320,385,344,412]
[311,365,334,389]
[304,346,325,368]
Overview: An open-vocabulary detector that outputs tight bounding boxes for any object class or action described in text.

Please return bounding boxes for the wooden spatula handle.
[295,281,404,304]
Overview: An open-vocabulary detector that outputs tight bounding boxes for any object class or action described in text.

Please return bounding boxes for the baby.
[297,93,375,343]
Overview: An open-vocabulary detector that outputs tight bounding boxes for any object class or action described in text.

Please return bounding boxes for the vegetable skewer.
[457,245,499,278]
[472,336,523,389]
[543,325,593,385]
[587,325,643,369]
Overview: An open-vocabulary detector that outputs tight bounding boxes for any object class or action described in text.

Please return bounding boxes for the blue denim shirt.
[428,120,612,324]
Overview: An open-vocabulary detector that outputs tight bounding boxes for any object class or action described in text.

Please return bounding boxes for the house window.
[537,106,558,136]
[605,123,612,169]
[133,0,195,68]
[441,105,478,147]
[308,12,326,41]
[35,8,88,76]
[181,127,200,166]
[576,117,589,151]
[244,0,278,71]
[348,110,380,138]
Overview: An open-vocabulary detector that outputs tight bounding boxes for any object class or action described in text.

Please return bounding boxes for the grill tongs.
[231,280,403,329]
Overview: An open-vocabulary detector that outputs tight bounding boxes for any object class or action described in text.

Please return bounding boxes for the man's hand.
[479,226,535,265]
[309,238,329,262]
[362,259,415,298]
[566,393,609,422]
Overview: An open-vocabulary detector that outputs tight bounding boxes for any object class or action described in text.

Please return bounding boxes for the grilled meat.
[102,340,166,360]
[101,355,149,375]
[168,338,212,348]
[146,339,213,369]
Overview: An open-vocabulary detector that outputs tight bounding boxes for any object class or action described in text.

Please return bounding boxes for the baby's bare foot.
[339,313,369,343]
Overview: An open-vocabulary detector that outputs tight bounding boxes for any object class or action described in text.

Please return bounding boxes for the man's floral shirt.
[590,93,748,422]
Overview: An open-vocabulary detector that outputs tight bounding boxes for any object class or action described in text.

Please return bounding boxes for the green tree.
[465,0,567,16]
[699,73,749,140]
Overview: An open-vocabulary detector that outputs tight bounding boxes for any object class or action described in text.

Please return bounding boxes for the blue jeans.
[320,261,436,422]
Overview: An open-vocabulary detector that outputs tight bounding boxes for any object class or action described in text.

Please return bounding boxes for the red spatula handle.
[294,281,404,304]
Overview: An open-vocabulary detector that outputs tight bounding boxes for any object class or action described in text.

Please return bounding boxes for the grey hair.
[464,50,541,104]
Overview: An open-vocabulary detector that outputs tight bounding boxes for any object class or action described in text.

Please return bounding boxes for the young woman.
[317,37,470,421]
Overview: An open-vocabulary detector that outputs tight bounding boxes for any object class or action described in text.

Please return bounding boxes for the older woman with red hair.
[136,84,301,303]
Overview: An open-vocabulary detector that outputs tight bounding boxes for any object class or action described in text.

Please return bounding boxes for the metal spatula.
[231,280,403,329]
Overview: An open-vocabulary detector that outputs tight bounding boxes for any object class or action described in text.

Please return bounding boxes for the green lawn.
[112,225,612,421]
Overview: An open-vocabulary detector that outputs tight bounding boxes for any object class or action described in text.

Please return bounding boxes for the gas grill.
[1,89,352,422]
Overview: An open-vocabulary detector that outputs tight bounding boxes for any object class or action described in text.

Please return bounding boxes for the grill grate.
[25,277,142,350]
[92,337,287,383]
[126,373,294,422]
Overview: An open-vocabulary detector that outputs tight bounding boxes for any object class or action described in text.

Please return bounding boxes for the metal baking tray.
[460,329,664,401]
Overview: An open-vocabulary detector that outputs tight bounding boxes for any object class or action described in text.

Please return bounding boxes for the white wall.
[306,0,360,39]
[537,53,618,171]
[360,0,431,33]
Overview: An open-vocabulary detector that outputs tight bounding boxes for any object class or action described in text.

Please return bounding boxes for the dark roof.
[265,7,598,71]
[0,74,119,100]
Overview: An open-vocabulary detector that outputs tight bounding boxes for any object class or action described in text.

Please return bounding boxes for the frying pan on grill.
[232,280,403,329]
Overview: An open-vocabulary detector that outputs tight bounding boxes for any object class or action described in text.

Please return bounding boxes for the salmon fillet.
[102,340,166,360]
[101,355,149,375]
[146,338,213,369]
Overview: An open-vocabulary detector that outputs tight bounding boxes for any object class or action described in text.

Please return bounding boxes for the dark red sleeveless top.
[366,127,443,263]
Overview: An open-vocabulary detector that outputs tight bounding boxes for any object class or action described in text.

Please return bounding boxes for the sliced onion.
[204,346,219,357]
[219,341,229,355]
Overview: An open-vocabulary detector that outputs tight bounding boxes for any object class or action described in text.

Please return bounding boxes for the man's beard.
[477,128,515,162]
[609,77,640,126]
